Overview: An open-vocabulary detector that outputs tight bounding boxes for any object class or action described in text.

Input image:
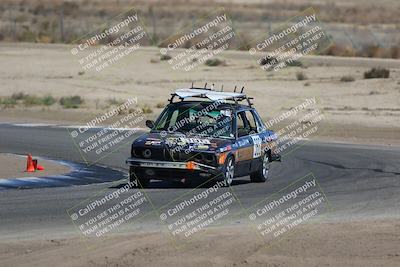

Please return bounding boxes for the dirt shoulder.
[312,121,400,147]
[1,43,399,147]
[0,219,399,267]
[0,153,71,179]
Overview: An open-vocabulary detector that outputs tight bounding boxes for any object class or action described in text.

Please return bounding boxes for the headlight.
[143,149,152,159]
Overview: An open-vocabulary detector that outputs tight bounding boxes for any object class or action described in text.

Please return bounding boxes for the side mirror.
[145,120,155,129]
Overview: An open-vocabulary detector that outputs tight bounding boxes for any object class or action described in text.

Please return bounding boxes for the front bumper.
[126,158,222,180]
[126,158,217,170]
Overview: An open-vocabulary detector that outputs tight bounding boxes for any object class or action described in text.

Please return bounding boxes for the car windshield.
[153,102,234,138]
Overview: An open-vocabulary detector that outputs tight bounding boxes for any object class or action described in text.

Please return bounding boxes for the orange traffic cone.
[32,159,37,170]
[33,158,45,171]
[33,158,45,170]
[37,164,45,171]
[26,154,35,172]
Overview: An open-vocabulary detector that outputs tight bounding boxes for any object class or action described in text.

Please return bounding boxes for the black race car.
[126,85,280,187]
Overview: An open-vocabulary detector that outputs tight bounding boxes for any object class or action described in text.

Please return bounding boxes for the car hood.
[132,132,233,152]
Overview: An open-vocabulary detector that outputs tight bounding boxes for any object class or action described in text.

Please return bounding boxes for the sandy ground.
[0,153,71,179]
[0,43,399,146]
[0,220,399,267]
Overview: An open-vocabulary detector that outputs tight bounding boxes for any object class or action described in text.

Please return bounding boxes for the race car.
[126,85,280,187]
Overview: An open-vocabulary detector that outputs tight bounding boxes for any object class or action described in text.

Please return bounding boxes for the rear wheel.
[129,166,150,188]
[250,153,270,183]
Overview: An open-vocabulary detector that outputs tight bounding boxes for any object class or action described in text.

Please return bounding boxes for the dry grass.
[0,0,399,59]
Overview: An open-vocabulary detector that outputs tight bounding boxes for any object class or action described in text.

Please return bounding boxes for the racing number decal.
[250,135,262,158]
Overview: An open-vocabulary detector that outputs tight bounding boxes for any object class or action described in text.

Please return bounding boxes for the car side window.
[251,110,266,132]
[236,112,247,137]
[237,112,245,128]
[237,111,258,137]
[245,110,258,134]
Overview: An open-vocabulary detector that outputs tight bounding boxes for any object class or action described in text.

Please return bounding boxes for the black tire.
[129,166,150,188]
[222,156,235,186]
[250,153,270,183]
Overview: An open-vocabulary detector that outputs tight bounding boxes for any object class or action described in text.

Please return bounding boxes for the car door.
[245,110,263,173]
[234,110,254,176]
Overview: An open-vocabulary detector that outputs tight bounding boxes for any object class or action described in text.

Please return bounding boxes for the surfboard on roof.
[174,88,246,101]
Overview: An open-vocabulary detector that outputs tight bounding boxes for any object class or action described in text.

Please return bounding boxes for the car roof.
[169,86,256,109]
[168,100,253,112]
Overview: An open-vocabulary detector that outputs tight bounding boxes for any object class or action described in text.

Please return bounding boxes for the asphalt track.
[0,123,399,240]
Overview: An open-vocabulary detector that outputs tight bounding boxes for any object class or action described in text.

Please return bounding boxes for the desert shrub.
[286,59,303,67]
[342,106,355,111]
[259,56,277,66]
[11,92,28,101]
[205,58,225,67]
[59,96,84,108]
[340,75,355,82]
[117,108,129,115]
[369,90,380,95]
[259,56,301,68]
[141,105,153,114]
[19,28,36,42]
[238,34,253,51]
[155,102,164,108]
[23,95,43,106]
[160,54,172,61]
[37,34,52,43]
[107,97,124,106]
[364,68,390,79]
[323,44,356,57]
[0,97,17,108]
[4,93,56,107]
[62,1,79,16]
[358,46,386,58]
[296,71,307,81]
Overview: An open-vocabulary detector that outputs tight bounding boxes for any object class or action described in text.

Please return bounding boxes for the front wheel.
[129,166,150,188]
[250,153,270,183]
[222,156,235,186]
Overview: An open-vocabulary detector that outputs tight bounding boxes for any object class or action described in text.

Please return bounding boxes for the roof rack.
[168,83,254,107]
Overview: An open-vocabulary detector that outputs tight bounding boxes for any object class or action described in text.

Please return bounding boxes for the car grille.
[132,147,217,166]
